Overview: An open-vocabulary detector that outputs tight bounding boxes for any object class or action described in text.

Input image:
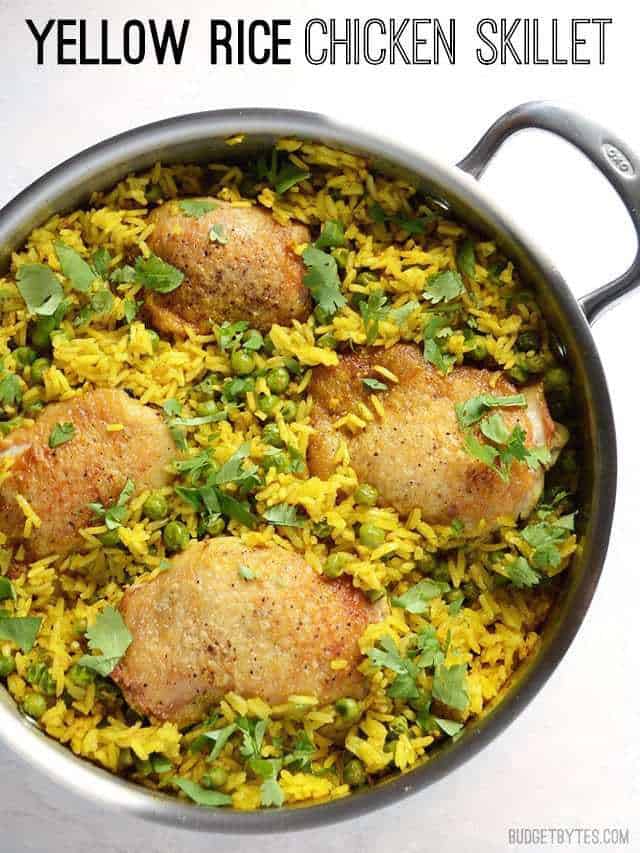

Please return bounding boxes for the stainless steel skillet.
[0,101,636,832]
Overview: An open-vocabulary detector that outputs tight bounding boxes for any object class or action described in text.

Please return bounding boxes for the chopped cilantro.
[457,240,476,278]
[432,663,468,711]
[435,717,464,737]
[163,398,182,417]
[263,503,305,528]
[54,241,97,293]
[423,270,465,304]
[217,320,248,350]
[456,393,527,428]
[110,265,136,284]
[88,479,135,530]
[204,723,237,760]
[302,246,346,317]
[391,579,450,614]
[172,777,231,807]
[362,377,388,392]
[414,626,445,669]
[256,150,310,194]
[48,422,76,449]
[123,298,140,324]
[260,777,284,808]
[505,557,540,588]
[0,577,16,601]
[0,615,41,652]
[422,314,455,374]
[78,605,132,676]
[134,254,184,294]
[283,731,315,770]
[389,300,419,327]
[179,199,219,218]
[16,264,64,316]
[521,518,573,569]
[209,224,228,245]
[0,373,21,408]
[73,288,114,326]
[91,248,111,279]
[315,220,345,250]
[359,291,388,344]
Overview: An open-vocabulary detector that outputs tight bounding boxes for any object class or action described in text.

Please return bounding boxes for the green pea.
[205,516,226,537]
[14,346,36,366]
[231,349,255,376]
[0,655,16,677]
[359,523,385,549]
[323,552,350,578]
[335,697,360,723]
[30,357,50,384]
[30,317,56,351]
[196,400,219,418]
[204,767,229,789]
[468,337,488,361]
[353,484,379,507]
[22,692,47,720]
[67,663,96,687]
[280,400,297,423]
[544,366,571,392]
[317,333,337,349]
[343,758,367,787]
[284,358,302,376]
[163,520,189,552]
[142,492,168,521]
[147,329,160,351]
[99,530,121,547]
[262,422,284,448]
[257,395,278,417]
[26,662,56,696]
[516,330,540,352]
[266,367,290,394]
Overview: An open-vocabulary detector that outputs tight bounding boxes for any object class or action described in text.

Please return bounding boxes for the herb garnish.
[0,615,42,652]
[179,199,219,218]
[302,246,346,317]
[54,242,98,293]
[88,479,135,530]
[134,254,184,293]
[16,264,64,316]
[48,422,76,449]
[78,605,132,676]
[423,270,465,304]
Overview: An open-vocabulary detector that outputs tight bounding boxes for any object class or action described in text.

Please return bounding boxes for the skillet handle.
[457,101,640,325]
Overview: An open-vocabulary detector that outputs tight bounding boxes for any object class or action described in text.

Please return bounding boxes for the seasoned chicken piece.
[112,538,387,726]
[145,199,312,335]
[308,345,566,532]
[0,389,174,559]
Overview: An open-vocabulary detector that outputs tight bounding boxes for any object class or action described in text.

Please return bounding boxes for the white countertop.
[1,1,639,850]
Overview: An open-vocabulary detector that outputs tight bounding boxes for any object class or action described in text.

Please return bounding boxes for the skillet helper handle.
[457,101,640,325]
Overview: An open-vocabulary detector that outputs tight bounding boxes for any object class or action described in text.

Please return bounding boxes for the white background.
[1,1,639,851]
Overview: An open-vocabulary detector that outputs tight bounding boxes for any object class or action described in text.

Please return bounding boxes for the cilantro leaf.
[217,492,257,529]
[432,663,468,711]
[88,479,135,530]
[239,564,256,581]
[261,777,285,808]
[457,240,476,278]
[505,557,540,588]
[256,150,310,195]
[283,731,315,770]
[179,199,219,218]
[110,265,136,284]
[521,522,568,569]
[0,615,41,652]
[367,635,420,698]
[414,626,444,668]
[16,264,64,316]
[217,320,248,350]
[209,224,228,245]
[213,443,260,488]
[0,373,22,408]
[54,241,97,292]
[302,246,346,317]
[0,577,16,601]
[263,503,305,528]
[422,314,454,374]
[362,377,388,392]
[315,220,345,250]
[73,288,114,326]
[423,270,465,304]
[479,412,511,445]
[172,777,231,807]
[359,291,388,344]
[78,605,132,676]
[134,254,184,294]
[456,393,527,428]
[204,723,237,760]
[123,298,140,324]
[462,431,500,475]
[48,422,76,449]
[435,717,464,737]
[391,579,450,614]
[91,248,111,279]
[389,300,420,327]
[163,398,182,417]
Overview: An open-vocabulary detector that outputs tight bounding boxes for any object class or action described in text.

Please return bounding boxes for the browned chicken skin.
[308,344,565,532]
[112,538,388,727]
[145,199,312,335]
[0,389,175,559]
